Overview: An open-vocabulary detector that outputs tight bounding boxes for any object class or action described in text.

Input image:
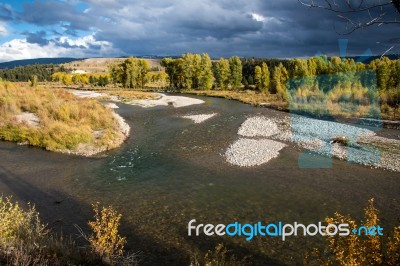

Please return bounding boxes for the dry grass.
[190,244,250,266]
[105,90,158,102]
[0,79,123,154]
[185,90,288,110]
[0,196,138,266]
[187,87,399,121]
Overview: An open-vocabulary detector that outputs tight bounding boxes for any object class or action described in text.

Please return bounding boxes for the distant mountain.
[0,58,82,69]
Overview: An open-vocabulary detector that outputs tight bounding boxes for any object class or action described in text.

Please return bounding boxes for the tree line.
[160,54,242,90]
[51,72,110,87]
[0,64,70,82]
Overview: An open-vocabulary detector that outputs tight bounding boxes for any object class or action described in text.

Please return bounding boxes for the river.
[0,94,399,265]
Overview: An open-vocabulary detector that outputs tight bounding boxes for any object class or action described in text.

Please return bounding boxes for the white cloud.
[0,34,121,62]
[57,34,111,49]
[251,13,266,22]
[251,13,282,25]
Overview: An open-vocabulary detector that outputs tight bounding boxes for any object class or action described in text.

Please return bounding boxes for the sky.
[0,0,399,62]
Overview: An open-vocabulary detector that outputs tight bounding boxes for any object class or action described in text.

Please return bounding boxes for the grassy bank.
[185,90,288,110]
[40,82,159,102]
[0,79,128,155]
[185,89,400,123]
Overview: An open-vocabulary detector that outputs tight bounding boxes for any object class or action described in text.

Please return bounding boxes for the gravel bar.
[225,138,287,167]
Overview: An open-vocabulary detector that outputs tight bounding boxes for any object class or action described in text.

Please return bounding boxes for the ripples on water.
[0,95,399,265]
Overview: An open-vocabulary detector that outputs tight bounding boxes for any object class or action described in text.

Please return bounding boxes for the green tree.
[120,57,149,88]
[229,56,242,90]
[254,62,270,93]
[290,58,309,78]
[29,75,38,87]
[199,53,213,90]
[109,63,123,85]
[138,59,149,88]
[272,63,289,100]
[161,57,177,89]
[181,53,202,89]
[214,58,230,90]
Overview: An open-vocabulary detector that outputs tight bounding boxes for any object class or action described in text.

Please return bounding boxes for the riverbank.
[0,81,130,156]
[185,90,400,128]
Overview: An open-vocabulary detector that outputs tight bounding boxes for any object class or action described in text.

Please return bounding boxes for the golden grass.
[105,90,158,102]
[0,196,137,265]
[0,79,122,154]
[191,243,250,266]
[186,88,399,121]
[185,90,288,110]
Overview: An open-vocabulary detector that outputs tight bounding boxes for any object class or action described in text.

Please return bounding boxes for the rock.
[330,136,348,146]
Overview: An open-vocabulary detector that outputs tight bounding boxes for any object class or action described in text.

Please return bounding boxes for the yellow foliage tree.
[88,203,126,259]
[305,198,400,266]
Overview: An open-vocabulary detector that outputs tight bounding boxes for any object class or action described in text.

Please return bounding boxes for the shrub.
[0,196,137,265]
[88,203,127,260]
[305,198,400,265]
[190,243,250,266]
[0,197,48,252]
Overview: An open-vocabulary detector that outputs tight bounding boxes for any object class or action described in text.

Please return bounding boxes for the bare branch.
[298,0,395,13]
[299,0,400,34]
[380,45,395,59]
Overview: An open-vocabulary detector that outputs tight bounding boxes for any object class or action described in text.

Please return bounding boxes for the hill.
[0,58,81,69]
[62,58,162,73]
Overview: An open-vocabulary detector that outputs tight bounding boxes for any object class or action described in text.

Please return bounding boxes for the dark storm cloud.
[9,0,400,58]
[17,1,93,31]
[23,30,49,45]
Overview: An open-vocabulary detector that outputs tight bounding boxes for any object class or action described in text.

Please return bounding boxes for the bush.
[0,196,137,265]
[88,203,127,260]
[305,198,400,266]
[190,243,250,266]
[0,197,48,253]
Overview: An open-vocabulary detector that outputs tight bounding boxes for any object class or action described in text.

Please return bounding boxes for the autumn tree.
[214,58,231,90]
[254,62,270,93]
[119,57,149,89]
[181,53,201,89]
[272,63,289,100]
[229,56,242,90]
[160,57,177,89]
[199,53,213,90]
[109,63,123,85]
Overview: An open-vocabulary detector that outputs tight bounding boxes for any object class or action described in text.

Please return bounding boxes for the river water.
[0,95,399,265]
